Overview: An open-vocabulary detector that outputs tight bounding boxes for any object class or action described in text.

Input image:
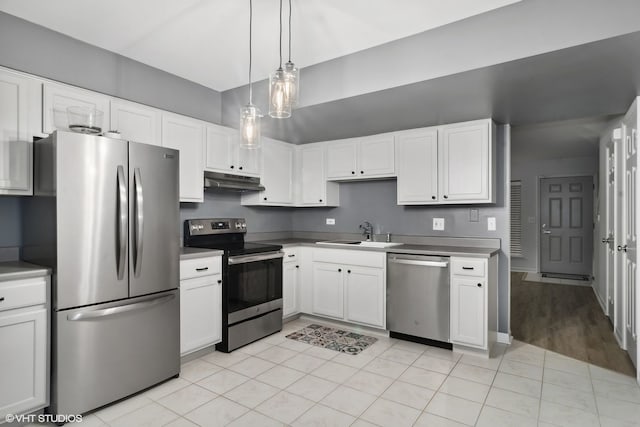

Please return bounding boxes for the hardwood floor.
[511,272,636,376]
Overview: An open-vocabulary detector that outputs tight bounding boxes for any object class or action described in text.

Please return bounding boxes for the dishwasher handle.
[388,257,449,268]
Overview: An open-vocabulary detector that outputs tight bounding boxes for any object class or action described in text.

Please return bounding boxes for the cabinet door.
[110,99,161,146]
[439,122,490,202]
[161,113,204,202]
[236,145,261,176]
[0,308,47,419]
[0,71,40,195]
[299,145,326,205]
[345,266,385,328]
[396,129,438,204]
[450,277,486,348]
[180,275,222,356]
[283,262,300,317]
[311,262,344,319]
[261,139,294,204]
[205,124,235,173]
[327,140,358,179]
[359,134,395,177]
[43,82,111,134]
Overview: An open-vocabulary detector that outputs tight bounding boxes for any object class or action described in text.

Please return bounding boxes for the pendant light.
[268,0,291,118]
[284,0,299,108]
[240,0,261,149]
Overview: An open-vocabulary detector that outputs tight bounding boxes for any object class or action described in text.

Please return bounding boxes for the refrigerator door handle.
[133,167,144,277]
[116,165,128,280]
[66,294,175,321]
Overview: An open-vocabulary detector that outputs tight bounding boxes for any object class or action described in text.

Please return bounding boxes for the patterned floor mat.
[285,324,378,355]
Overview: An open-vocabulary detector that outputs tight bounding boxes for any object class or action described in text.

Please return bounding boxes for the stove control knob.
[235,223,242,230]
[242,223,247,229]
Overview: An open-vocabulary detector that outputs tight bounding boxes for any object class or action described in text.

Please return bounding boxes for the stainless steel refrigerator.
[22,131,180,416]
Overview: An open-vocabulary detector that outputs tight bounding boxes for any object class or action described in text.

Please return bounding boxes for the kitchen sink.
[316,240,403,248]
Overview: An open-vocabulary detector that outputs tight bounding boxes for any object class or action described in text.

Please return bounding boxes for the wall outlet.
[433,218,445,231]
[487,217,496,231]
[326,218,336,225]
[469,209,479,222]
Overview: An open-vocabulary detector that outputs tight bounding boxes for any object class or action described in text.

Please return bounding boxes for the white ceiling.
[0,0,520,91]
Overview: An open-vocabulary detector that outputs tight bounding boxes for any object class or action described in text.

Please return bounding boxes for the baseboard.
[497,332,513,344]
[592,284,608,315]
[510,266,537,273]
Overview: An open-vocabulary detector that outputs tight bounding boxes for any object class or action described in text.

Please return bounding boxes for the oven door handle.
[228,251,284,265]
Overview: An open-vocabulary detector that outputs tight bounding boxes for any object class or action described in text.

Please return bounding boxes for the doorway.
[539,175,593,280]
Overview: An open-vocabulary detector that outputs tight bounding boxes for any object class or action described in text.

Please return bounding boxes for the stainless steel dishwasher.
[387,253,451,346]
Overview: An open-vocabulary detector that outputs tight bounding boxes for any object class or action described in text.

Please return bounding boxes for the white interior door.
[622,106,638,368]
[605,138,618,319]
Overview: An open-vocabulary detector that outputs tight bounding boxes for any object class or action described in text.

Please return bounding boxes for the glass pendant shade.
[269,68,291,118]
[284,61,299,108]
[240,104,261,149]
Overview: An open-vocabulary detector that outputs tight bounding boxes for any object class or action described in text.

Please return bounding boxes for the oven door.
[226,251,283,324]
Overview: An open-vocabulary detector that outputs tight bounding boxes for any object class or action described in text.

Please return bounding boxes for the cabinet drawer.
[283,248,300,263]
[180,256,221,280]
[451,258,486,277]
[313,248,385,268]
[0,277,47,312]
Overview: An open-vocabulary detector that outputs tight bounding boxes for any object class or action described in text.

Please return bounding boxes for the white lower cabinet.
[0,275,49,420]
[310,249,386,329]
[180,256,222,356]
[449,256,497,352]
[283,248,301,318]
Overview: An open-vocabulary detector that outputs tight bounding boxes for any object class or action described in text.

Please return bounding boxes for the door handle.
[602,237,613,243]
[67,294,175,321]
[116,165,127,280]
[617,245,628,252]
[542,230,551,234]
[133,167,144,277]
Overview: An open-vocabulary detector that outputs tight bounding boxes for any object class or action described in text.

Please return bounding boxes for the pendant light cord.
[288,0,292,62]
[279,0,283,68]
[248,0,253,104]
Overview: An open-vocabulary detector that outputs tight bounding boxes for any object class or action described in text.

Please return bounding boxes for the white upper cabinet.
[241,138,294,206]
[296,144,340,207]
[205,124,260,177]
[110,99,161,146]
[439,120,493,203]
[396,120,495,205]
[43,82,111,134]
[0,69,41,195]
[161,112,204,203]
[327,135,395,180]
[396,129,439,204]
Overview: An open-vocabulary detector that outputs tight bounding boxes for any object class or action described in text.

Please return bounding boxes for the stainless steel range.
[183,218,284,352]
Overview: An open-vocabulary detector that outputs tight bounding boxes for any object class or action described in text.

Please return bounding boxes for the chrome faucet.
[359,221,374,241]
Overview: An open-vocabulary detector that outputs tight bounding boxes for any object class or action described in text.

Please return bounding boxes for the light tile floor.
[30,318,640,426]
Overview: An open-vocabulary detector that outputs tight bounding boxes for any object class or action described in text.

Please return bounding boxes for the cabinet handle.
[338,268,342,272]
[347,270,351,274]
[462,267,474,270]
[0,297,4,302]
[360,171,364,174]
[443,195,448,199]
[287,254,295,257]
[477,283,482,287]
[431,196,436,200]
[196,267,209,272]
[239,166,243,170]
[319,199,323,202]
[296,265,299,268]
[230,165,235,169]
[264,197,268,201]
[351,171,355,175]
[217,280,222,284]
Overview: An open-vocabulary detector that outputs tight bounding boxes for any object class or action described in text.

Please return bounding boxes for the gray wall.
[179,192,293,242]
[0,197,21,247]
[0,12,222,124]
[510,155,598,272]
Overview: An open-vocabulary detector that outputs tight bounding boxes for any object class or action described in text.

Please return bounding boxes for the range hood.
[204,171,265,192]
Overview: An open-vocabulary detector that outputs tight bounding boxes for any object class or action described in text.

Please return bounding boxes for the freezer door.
[50,290,180,415]
[56,132,129,310]
[128,142,179,297]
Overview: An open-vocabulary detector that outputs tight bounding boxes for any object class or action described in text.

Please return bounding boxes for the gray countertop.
[256,238,499,258]
[0,261,51,282]
[180,247,224,260]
